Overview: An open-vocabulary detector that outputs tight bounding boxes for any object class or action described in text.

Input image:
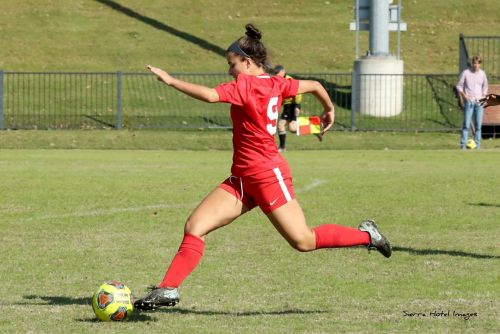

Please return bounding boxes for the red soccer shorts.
[219,163,296,214]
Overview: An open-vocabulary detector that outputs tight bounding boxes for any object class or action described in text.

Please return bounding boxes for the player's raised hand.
[320,109,334,136]
[147,65,174,85]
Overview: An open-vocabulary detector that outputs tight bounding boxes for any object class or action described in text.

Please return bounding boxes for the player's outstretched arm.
[147,65,219,103]
[297,80,335,134]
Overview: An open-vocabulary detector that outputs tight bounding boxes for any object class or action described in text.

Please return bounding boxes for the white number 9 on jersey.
[266,96,279,135]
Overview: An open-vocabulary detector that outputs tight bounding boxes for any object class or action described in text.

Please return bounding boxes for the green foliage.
[1,0,499,72]
[0,149,499,333]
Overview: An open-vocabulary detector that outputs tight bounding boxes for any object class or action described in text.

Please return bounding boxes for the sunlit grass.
[0,149,498,333]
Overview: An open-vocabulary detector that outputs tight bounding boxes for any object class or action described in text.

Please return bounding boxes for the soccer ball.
[92,281,134,321]
[466,138,477,149]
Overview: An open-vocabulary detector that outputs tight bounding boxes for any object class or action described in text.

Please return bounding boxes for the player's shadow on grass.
[21,295,154,322]
[393,246,500,259]
[77,313,155,322]
[469,202,500,208]
[156,307,329,317]
[94,0,225,57]
[23,294,92,305]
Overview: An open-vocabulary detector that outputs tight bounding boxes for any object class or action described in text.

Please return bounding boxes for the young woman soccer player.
[134,23,391,310]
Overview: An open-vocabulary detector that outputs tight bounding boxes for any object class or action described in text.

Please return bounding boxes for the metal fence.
[0,70,467,131]
[459,34,500,76]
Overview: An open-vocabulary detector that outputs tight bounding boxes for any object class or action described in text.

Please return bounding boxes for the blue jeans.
[460,100,484,149]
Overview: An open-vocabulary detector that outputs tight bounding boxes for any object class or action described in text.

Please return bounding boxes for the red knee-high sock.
[313,224,370,249]
[158,233,204,288]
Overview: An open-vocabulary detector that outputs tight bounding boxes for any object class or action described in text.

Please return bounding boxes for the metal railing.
[459,34,500,76]
[0,71,466,132]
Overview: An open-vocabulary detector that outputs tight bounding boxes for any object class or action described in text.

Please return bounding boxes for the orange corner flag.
[297,116,321,136]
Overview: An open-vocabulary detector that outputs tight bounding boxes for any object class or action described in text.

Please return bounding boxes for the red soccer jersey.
[215,73,299,176]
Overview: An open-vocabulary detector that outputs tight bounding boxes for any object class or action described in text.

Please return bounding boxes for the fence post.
[0,70,4,130]
[351,71,357,131]
[458,33,469,73]
[116,71,122,130]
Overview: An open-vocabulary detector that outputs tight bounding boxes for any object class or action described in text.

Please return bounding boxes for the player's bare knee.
[277,120,287,132]
[291,242,314,252]
[184,217,202,237]
[289,237,315,252]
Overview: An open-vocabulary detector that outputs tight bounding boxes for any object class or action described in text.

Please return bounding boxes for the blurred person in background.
[456,56,488,149]
[273,65,302,152]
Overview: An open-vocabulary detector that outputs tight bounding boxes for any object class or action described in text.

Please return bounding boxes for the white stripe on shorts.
[272,167,292,202]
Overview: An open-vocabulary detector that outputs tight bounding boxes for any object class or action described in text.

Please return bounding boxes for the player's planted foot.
[358,219,392,258]
[134,286,180,310]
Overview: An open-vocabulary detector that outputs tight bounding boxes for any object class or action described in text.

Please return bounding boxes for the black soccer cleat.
[134,286,180,310]
[359,219,392,258]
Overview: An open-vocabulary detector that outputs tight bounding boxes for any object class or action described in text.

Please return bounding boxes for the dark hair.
[230,24,270,69]
[471,55,482,64]
[273,64,284,73]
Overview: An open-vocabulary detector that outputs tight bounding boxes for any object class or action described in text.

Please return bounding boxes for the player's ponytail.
[227,23,269,70]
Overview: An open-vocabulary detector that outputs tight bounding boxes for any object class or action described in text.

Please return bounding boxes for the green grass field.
[1,147,499,333]
[1,130,500,150]
[1,0,499,73]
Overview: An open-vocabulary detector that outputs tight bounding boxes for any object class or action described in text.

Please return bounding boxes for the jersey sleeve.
[215,75,248,106]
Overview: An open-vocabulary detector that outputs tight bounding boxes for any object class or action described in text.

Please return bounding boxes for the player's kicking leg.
[267,200,391,257]
[358,219,392,258]
[134,286,180,310]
